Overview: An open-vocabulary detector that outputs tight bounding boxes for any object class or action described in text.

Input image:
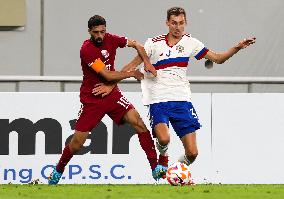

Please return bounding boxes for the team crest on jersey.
[101,50,109,59]
[176,45,185,53]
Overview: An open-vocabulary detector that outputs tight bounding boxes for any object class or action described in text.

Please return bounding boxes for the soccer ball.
[166,162,191,186]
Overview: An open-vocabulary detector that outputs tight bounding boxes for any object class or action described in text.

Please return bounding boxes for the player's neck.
[167,33,183,46]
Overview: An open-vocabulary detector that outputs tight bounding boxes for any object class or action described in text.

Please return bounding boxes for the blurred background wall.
[0,0,283,92]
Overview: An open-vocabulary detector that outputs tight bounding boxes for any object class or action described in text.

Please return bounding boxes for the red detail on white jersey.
[152,34,167,43]
[153,38,166,43]
[152,34,166,40]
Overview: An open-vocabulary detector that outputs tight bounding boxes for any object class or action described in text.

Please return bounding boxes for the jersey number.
[190,108,198,119]
[117,96,130,109]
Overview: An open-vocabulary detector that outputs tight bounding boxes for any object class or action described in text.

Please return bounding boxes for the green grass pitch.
[0,184,283,199]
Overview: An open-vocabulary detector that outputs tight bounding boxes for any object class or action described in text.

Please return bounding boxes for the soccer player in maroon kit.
[48,15,167,185]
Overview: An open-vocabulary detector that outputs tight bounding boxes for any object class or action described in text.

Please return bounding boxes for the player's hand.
[132,69,144,81]
[92,83,115,98]
[144,63,157,77]
[237,37,256,49]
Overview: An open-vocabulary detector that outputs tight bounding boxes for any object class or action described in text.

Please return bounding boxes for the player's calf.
[156,140,169,170]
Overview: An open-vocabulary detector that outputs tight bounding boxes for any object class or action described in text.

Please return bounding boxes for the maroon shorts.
[75,90,134,132]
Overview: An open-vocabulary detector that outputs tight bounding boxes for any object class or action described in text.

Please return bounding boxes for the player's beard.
[91,36,103,47]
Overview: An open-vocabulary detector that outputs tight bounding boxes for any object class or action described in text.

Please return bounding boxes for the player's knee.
[158,136,170,146]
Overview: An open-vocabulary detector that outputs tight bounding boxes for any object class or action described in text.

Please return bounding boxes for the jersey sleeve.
[144,38,153,57]
[111,34,128,48]
[190,38,209,60]
[80,46,101,70]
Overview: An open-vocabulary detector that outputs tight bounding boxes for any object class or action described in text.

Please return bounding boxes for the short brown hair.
[167,7,186,21]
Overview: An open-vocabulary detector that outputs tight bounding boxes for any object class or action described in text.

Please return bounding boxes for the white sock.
[155,139,169,156]
[178,154,191,166]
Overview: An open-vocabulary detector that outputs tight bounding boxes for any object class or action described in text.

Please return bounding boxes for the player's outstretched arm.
[91,56,144,98]
[100,67,144,81]
[90,58,144,81]
[204,37,256,64]
[127,40,157,76]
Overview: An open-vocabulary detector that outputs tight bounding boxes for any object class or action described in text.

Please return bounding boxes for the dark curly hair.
[88,15,106,29]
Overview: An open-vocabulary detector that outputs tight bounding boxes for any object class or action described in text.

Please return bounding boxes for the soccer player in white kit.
[120,7,255,180]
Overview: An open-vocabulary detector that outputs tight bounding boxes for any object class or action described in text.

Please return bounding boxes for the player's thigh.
[180,132,198,156]
[122,108,148,133]
[170,101,201,139]
[106,91,135,125]
[75,103,105,132]
[149,102,170,141]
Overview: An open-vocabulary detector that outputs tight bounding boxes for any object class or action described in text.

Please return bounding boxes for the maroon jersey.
[79,33,127,103]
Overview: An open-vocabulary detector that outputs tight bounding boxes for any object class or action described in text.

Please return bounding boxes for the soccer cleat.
[152,164,168,181]
[48,168,63,185]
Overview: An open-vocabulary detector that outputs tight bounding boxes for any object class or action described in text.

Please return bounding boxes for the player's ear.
[166,20,170,27]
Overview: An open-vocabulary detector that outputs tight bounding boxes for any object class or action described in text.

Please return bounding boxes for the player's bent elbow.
[214,57,226,64]
[128,39,140,49]
[216,60,225,64]
[211,54,226,64]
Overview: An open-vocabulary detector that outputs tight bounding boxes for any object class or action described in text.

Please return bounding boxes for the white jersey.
[141,33,208,105]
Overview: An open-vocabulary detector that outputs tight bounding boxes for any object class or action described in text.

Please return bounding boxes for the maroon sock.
[159,154,169,167]
[138,131,158,170]
[56,144,73,173]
